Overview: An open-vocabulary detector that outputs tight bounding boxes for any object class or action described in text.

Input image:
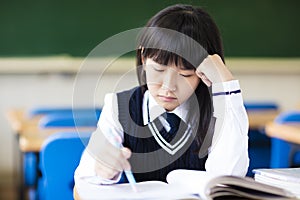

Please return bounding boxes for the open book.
[253,168,300,198]
[76,170,297,200]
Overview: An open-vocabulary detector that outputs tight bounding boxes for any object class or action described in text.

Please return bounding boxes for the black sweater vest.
[117,86,207,182]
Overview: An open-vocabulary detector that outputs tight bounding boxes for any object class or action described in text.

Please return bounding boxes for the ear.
[141,56,145,65]
[141,47,145,64]
[142,57,147,71]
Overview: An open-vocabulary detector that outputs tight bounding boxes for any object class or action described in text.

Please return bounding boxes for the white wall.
[237,73,300,111]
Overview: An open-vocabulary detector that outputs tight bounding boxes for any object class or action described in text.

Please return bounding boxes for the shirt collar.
[142,90,190,125]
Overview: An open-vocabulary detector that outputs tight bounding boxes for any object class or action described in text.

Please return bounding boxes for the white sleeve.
[205,80,249,176]
[74,93,125,185]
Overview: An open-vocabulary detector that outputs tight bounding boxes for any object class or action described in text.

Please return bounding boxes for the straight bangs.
[139,26,208,70]
[143,48,195,70]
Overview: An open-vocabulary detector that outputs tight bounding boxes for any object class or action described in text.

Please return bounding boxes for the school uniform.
[74,80,249,185]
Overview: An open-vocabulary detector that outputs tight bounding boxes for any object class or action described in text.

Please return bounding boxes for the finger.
[121,147,132,159]
[200,75,212,87]
[196,71,212,87]
[196,56,210,73]
[106,147,132,172]
[197,54,222,72]
[120,147,132,171]
[95,160,120,179]
[87,130,125,171]
[210,54,224,65]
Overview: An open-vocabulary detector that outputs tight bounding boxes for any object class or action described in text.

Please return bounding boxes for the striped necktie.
[166,113,181,135]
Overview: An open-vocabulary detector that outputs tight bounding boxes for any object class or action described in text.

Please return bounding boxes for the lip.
[158,95,177,102]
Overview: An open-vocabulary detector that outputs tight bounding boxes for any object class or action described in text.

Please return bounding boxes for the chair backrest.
[38,131,91,200]
[270,111,300,168]
[275,111,300,124]
[27,107,101,118]
[38,109,101,128]
[244,102,278,111]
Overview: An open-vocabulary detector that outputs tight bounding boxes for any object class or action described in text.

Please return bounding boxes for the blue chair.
[38,110,101,128]
[244,102,279,177]
[244,102,278,111]
[23,108,100,200]
[270,111,300,168]
[27,107,101,118]
[37,131,91,200]
[23,108,100,184]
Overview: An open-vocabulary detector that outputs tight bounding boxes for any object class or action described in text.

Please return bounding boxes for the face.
[144,58,200,111]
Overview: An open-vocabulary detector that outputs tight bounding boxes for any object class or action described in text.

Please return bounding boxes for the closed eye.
[153,66,165,72]
[179,68,195,78]
[180,73,193,77]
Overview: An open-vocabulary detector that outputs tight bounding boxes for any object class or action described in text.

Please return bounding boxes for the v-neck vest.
[117,86,207,182]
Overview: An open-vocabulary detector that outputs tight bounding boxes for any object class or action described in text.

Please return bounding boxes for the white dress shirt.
[74,80,249,186]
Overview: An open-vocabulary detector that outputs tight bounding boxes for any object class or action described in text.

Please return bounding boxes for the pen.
[119,143,137,193]
[109,132,138,192]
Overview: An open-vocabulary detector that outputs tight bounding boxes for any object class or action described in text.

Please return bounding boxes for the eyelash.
[180,74,192,77]
[154,68,164,72]
[153,67,193,77]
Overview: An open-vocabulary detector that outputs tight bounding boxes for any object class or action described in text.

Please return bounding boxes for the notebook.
[253,168,300,198]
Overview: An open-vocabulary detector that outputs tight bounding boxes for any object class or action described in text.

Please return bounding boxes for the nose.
[162,68,177,92]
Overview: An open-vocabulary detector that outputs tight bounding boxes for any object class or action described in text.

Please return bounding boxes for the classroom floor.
[0,175,18,200]
[0,170,33,200]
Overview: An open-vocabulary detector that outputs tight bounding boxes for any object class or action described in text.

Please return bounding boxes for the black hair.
[136,4,223,150]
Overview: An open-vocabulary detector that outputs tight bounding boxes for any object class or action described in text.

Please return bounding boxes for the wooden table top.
[6,108,42,134]
[73,187,80,200]
[265,122,300,144]
[246,109,279,129]
[6,108,96,152]
[19,126,96,152]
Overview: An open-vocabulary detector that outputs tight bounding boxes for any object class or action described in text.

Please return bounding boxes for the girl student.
[75,4,249,185]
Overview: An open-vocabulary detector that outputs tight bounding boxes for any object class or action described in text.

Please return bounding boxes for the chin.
[162,104,178,111]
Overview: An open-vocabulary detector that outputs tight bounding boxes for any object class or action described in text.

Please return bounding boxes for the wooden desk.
[6,108,97,200]
[6,108,96,152]
[73,187,80,200]
[265,122,300,144]
[6,109,46,200]
[247,109,279,129]
[6,108,42,134]
[19,126,95,152]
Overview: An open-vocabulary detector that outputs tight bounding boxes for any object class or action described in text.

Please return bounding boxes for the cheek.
[178,75,199,88]
[147,84,160,100]
[147,84,158,92]
[177,77,200,100]
[145,70,163,87]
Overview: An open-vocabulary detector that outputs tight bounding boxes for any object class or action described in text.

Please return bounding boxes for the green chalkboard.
[0,0,299,57]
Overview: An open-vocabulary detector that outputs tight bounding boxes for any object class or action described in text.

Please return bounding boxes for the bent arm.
[74,93,125,185]
[205,80,249,176]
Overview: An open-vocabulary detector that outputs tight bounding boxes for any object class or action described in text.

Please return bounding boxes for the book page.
[166,169,218,199]
[253,168,300,183]
[166,170,297,200]
[76,179,199,200]
[205,176,296,199]
[255,174,300,198]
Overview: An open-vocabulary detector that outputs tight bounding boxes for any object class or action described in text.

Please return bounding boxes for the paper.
[77,179,199,200]
[166,169,218,198]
